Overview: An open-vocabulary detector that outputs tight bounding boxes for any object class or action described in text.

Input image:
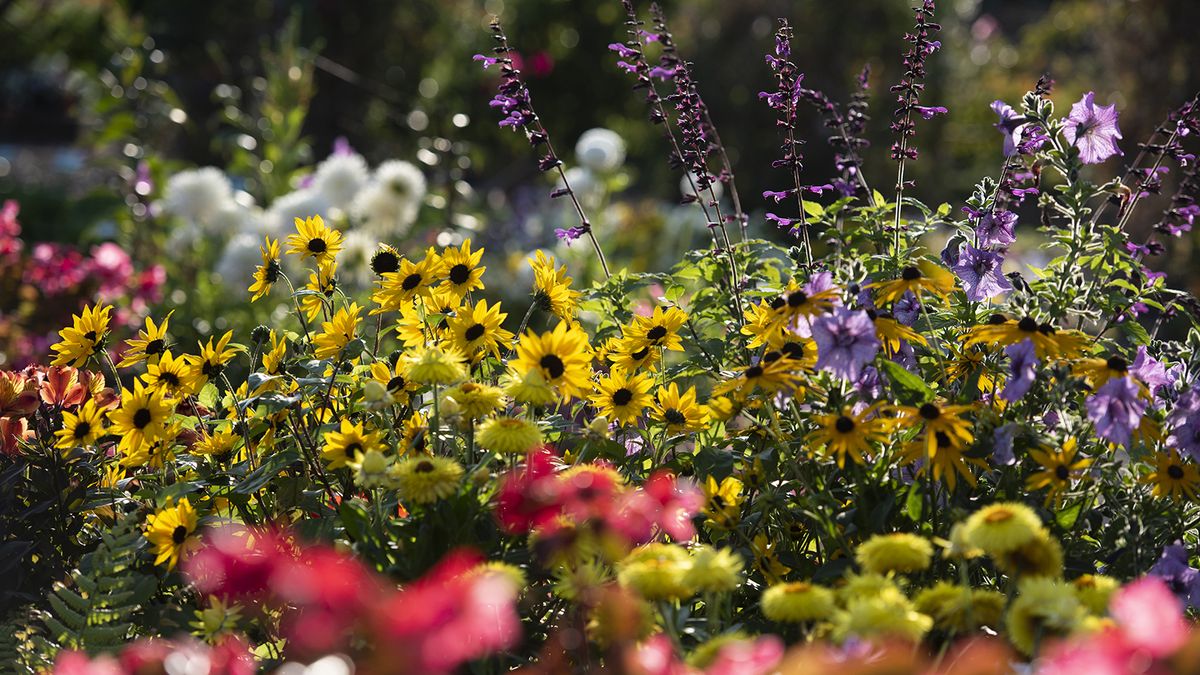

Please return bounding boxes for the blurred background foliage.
[2,0,1199,305]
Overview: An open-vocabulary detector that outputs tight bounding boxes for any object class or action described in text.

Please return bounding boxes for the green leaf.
[904,481,924,522]
[878,360,934,405]
[1055,500,1083,530]
[197,383,220,410]
[234,448,301,495]
[802,200,824,218]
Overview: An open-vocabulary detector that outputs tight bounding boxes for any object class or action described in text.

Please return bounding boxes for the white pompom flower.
[352,160,427,238]
[162,167,234,225]
[313,152,370,210]
[575,128,626,173]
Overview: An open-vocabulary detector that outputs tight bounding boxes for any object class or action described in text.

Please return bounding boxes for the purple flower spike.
[811,307,880,382]
[1001,339,1038,402]
[975,209,1017,248]
[1167,388,1200,461]
[952,245,1012,302]
[1086,376,1146,447]
[1064,91,1123,164]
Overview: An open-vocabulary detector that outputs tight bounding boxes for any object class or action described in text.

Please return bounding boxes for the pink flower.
[640,470,704,541]
[1110,576,1188,658]
[704,635,785,675]
[184,525,291,600]
[52,651,124,675]
[88,242,133,300]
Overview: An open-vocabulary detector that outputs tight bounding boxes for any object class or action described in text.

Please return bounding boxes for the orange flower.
[0,371,39,417]
[0,417,31,456]
[38,365,88,408]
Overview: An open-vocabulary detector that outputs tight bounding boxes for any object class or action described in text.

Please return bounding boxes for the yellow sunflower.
[50,304,113,368]
[142,350,198,398]
[529,250,581,322]
[509,322,592,401]
[703,475,744,530]
[446,298,514,359]
[118,311,173,368]
[144,497,200,570]
[321,418,384,469]
[627,306,688,353]
[372,248,443,311]
[249,236,281,302]
[649,382,709,432]
[108,380,174,452]
[285,215,343,265]
[369,357,415,405]
[438,239,486,299]
[299,260,338,322]
[604,335,660,373]
[55,398,107,449]
[313,303,362,360]
[590,368,654,426]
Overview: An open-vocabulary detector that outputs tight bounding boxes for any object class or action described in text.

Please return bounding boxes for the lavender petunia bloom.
[1064,91,1123,164]
[893,291,921,326]
[975,209,1017,248]
[1167,388,1200,461]
[1086,376,1147,446]
[1149,542,1200,609]
[1131,346,1176,399]
[1001,339,1039,402]
[992,423,1018,467]
[811,307,880,382]
[952,245,1012,302]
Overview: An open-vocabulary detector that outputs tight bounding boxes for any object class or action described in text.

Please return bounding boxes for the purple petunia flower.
[952,245,1012,302]
[811,307,880,382]
[1086,376,1146,446]
[992,423,1018,466]
[975,209,1017,248]
[1064,91,1124,164]
[893,291,921,326]
[991,99,1024,156]
[1001,339,1039,402]
[1131,346,1176,400]
[1149,542,1200,609]
[1167,388,1200,461]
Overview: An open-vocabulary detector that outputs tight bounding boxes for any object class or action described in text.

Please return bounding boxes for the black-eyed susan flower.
[372,248,442,311]
[404,344,468,385]
[808,405,893,468]
[192,425,238,459]
[321,418,384,469]
[1145,450,1200,502]
[960,502,1043,555]
[703,475,743,530]
[391,455,463,504]
[299,260,338,322]
[627,306,688,353]
[313,302,362,360]
[50,304,113,368]
[442,381,505,419]
[477,416,543,455]
[529,250,581,322]
[590,368,653,426]
[761,581,836,623]
[650,382,709,433]
[711,358,801,400]
[896,401,975,460]
[869,310,927,356]
[964,314,1087,360]
[1005,577,1082,655]
[438,239,486,299]
[142,350,198,398]
[118,311,173,368]
[899,431,986,491]
[285,215,343,266]
[855,532,933,575]
[249,237,281,302]
[1072,352,1133,390]
[369,357,414,405]
[446,298,514,359]
[870,258,956,304]
[55,398,107,449]
[1026,438,1092,506]
[143,497,199,570]
[751,534,791,584]
[510,322,592,401]
[109,380,174,452]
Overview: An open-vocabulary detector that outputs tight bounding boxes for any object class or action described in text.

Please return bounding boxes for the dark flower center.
[344,442,363,458]
[835,416,855,433]
[631,347,650,361]
[1055,465,1070,481]
[73,422,91,439]
[307,238,327,254]
[711,495,726,509]
[540,354,565,379]
[387,376,406,392]
[1169,464,1185,480]
[464,323,486,342]
[160,372,180,386]
[415,460,436,473]
[145,339,165,355]
[787,291,808,308]
[401,273,423,291]
[172,525,188,544]
[133,408,153,429]
[612,388,633,406]
[664,409,687,426]
[900,266,922,281]
[935,431,951,448]
[448,263,471,285]
[1017,317,1039,333]
[744,365,764,379]
[918,403,941,420]
[264,261,281,283]
[988,313,1008,325]
[1106,356,1128,372]
[371,251,400,275]
[770,296,787,310]
[1038,322,1056,335]
[646,325,668,342]
[84,331,98,342]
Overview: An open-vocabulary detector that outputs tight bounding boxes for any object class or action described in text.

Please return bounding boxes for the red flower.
[184,525,291,601]
[495,445,564,533]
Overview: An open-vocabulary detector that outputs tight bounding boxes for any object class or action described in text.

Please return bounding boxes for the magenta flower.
[811,307,880,382]
[991,99,1024,156]
[1064,91,1123,164]
[952,245,1012,302]
[974,209,1017,248]
[1110,576,1188,659]
[1086,376,1146,446]
[1001,339,1038,402]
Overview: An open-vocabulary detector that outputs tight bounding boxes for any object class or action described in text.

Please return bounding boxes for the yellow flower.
[775,279,840,323]
[834,585,933,644]
[321,418,384,469]
[740,300,790,350]
[1072,574,1120,615]
[510,322,592,401]
[896,401,975,459]
[750,534,791,584]
[617,543,693,601]
[438,239,486,299]
[477,417,543,455]
[144,497,199,570]
[529,250,581,322]
[1026,438,1092,506]
[261,330,288,376]
[899,433,986,492]
[108,380,174,453]
[285,215,342,265]
[120,423,182,469]
[299,260,338,322]
[55,398,107,449]
[604,335,660,373]
[446,299,514,359]
[964,314,1087,360]
[502,367,558,406]
[192,425,238,458]
[961,502,1043,555]
[1145,450,1200,502]
[390,455,463,504]
[649,382,709,432]
[399,412,429,455]
[313,303,362,360]
[142,350,198,397]
[870,312,927,356]
[761,581,836,623]
[368,358,414,406]
[1072,352,1134,390]
[249,236,281,302]
[994,529,1063,578]
[627,306,688,353]
[855,533,933,575]
[590,368,654,426]
[118,311,173,368]
[703,475,743,530]
[1006,577,1082,655]
[683,546,744,593]
[711,358,801,400]
[442,381,505,419]
[372,248,443,311]
[913,582,1004,634]
[50,303,113,367]
[809,405,893,468]
[403,344,468,385]
[870,258,956,304]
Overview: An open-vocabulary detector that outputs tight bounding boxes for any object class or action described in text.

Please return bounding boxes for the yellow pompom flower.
[683,546,744,594]
[404,344,468,385]
[1006,577,1082,655]
[55,399,107,449]
[313,303,362,360]
[391,455,464,504]
[855,532,933,575]
[993,529,1063,578]
[761,581,836,623]
[285,215,342,265]
[961,502,1043,555]
[509,322,592,401]
[321,418,384,469]
[477,417,543,455]
[617,543,693,601]
[442,381,505,419]
[144,497,199,570]
[835,585,933,644]
[913,582,1005,634]
[1072,574,1120,615]
[50,303,113,367]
